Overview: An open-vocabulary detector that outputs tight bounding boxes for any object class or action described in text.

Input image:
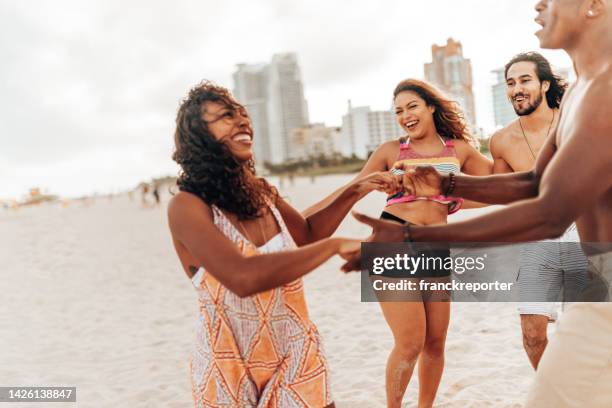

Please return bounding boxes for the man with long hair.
[490,52,587,370]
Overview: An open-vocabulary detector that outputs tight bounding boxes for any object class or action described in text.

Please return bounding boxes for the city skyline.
[0,0,574,198]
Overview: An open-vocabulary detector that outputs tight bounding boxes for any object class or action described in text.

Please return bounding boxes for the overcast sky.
[0,0,573,199]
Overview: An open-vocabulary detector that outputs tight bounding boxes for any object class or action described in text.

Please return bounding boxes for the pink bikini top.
[386,137,463,214]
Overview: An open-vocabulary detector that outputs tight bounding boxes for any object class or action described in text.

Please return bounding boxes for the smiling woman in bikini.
[306,78,492,407]
[374,79,492,408]
[168,81,402,408]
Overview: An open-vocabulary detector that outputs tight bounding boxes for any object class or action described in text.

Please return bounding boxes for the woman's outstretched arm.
[168,192,359,297]
[283,142,397,244]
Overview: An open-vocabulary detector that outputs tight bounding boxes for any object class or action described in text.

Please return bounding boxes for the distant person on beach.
[306,79,493,408]
[343,1,612,405]
[490,51,587,370]
[152,183,160,205]
[141,183,149,207]
[168,81,400,407]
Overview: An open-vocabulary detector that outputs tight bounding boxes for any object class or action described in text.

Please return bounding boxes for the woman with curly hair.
[168,81,401,407]
[306,79,492,407]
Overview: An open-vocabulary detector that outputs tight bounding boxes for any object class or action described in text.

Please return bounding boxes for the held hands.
[392,164,444,197]
[339,212,407,272]
[354,165,444,199]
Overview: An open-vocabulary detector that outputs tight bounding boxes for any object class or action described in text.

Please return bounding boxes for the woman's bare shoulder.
[167,191,212,221]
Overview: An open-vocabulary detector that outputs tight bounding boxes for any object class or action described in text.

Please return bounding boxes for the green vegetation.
[264,154,366,176]
[479,137,491,157]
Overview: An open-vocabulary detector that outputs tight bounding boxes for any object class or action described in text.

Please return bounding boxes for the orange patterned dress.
[190,204,333,407]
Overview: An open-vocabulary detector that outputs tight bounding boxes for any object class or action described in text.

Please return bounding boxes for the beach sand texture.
[1,175,536,407]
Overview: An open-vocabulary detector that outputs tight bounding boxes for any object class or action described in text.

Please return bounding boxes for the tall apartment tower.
[232,53,309,165]
[491,67,517,128]
[233,63,271,163]
[267,53,309,164]
[424,38,477,130]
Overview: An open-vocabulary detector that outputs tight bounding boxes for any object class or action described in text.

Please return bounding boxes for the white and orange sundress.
[190,204,333,407]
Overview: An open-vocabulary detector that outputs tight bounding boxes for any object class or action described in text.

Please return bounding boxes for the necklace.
[518,110,555,160]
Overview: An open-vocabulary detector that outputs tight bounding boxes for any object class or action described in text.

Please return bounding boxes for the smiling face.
[534,0,585,49]
[394,91,436,140]
[201,100,254,161]
[506,61,549,116]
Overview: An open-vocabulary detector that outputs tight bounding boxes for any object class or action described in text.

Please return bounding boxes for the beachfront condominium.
[424,38,477,131]
[233,63,271,164]
[233,53,309,165]
[289,124,343,161]
[267,53,309,164]
[341,101,403,159]
[491,67,517,128]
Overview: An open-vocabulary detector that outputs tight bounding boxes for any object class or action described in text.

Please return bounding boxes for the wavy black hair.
[172,80,277,220]
[504,52,568,109]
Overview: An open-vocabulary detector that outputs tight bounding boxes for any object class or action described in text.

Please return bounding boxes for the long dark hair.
[393,79,473,143]
[504,52,568,109]
[172,81,277,220]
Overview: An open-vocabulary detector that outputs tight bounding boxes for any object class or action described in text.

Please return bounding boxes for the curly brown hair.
[172,80,277,220]
[393,79,473,143]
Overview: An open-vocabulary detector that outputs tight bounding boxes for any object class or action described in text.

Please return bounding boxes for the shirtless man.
[491,52,587,370]
[344,0,612,405]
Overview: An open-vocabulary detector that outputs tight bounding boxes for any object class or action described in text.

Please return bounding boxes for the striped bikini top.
[386,136,463,214]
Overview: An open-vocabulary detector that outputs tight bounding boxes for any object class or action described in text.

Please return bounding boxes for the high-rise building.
[341,101,403,159]
[424,38,477,130]
[233,63,271,164]
[491,68,516,128]
[232,53,309,165]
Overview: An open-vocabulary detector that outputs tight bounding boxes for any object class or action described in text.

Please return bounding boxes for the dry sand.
[1,175,539,407]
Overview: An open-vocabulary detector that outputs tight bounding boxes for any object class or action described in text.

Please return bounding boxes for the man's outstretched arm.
[406,131,557,205]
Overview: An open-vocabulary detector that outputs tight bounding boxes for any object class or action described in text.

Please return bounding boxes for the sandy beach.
[1,175,538,407]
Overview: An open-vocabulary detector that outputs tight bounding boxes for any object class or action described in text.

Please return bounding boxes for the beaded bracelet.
[445,172,456,196]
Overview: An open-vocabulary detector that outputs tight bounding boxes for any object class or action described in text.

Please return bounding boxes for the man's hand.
[353,211,406,242]
[340,212,406,272]
[394,164,444,197]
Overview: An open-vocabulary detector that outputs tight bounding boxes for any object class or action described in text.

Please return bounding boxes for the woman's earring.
[587,10,595,17]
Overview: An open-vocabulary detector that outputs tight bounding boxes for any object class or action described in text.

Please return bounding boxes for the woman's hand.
[354,171,403,197]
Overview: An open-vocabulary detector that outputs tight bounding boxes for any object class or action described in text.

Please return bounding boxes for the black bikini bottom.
[377,211,452,278]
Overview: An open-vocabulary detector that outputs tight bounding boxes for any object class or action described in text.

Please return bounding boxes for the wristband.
[444,172,456,196]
